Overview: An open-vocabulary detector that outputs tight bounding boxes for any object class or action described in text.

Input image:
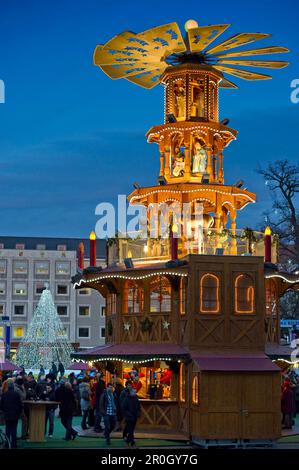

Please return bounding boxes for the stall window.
[266,279,276,317]
[179,363,186,403]
[123,280,143,314]
[192,375,199,405]
[150,276,171,312]
[180,277,187,315]
[234,274,255,314]
[107,293,117,315]
[200,274,220,313]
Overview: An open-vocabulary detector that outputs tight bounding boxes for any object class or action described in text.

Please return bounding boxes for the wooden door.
[240,373,281,439]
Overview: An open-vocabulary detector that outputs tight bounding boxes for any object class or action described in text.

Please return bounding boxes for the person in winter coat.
[99,383,117,445]
[0,380,23,448]
[58,362,65,379]
[45,383,57,438]
[94,373,105,432]
[282,378,295,429]
[79,377,91,430]
[14,377,27,439]
[113,377,124,432]
[119,380,133,440]
[55,382,78,441]
[50,362,58,380]
[121,387,141,448]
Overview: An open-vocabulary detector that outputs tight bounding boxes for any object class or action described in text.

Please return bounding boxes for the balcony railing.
[107,229,277,266]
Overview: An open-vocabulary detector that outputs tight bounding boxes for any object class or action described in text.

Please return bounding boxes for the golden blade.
[138,22,186,55]
[217,59,289,69]
[214,46,290,58]
[219,77,238,89]
[94,45,162,66]
[214,65,272,80]
[187,24,230,52]
[206,33,270,55]
[126,65,167,89]
[102,30,162,61]
[100,62,163,80]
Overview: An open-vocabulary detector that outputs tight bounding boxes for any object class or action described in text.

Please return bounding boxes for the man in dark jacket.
[121,387,141,448]
[45,384,57,438]
[99,383,116,445]
[94,373,105,432]
[58,362,65,379]
[0,381,23,448]
[119,380,133,439]
[55,382,78,441]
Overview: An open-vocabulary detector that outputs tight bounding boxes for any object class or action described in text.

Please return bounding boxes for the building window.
[79,306,90,317]
[179,363,186,403]
[57,284,68,295]
[234,274,255,314]
[14,305,25,316]
[14,283,27,295]
[0,260,6,273]
[13,261,28,274]
[150,276,171,312]
[57,306,68,316]
[0,244,4,249]
[15,244,25,250]
[200,273,220,313]
[35,261,49,275]
[36,244,46,250]
[0,305,4,315]
[180,277,187,315]
[57,245,67,251]
[56,262,70,275]
[78,327,90,338]
[0,282,5,295]
[57,327,68,338]
[192,375,199,405]
[100,327,105,338]
[79,288,91,295]
[101,306,106,317]
[123,280,143,314]
[13,327,24,338]
[35,283,47,295]
[107,293,117,315]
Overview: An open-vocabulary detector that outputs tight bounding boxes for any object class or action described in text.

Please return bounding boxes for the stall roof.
[72,343,190,361]
[192,354,280,372]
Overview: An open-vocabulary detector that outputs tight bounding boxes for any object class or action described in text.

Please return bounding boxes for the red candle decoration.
[77,242,84,270]
[89,231,96,267]
[170,223,178,260]
[264,226,272,263]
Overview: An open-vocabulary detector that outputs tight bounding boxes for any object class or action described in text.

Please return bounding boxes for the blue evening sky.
[0,0,298,238]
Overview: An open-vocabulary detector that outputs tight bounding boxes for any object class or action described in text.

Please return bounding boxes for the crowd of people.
[0,365,141,448]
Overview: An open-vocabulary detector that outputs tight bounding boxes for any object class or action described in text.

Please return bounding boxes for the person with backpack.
[79,376,91,430]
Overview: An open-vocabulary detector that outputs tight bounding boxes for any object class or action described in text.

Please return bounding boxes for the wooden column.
[230,214,237,255]
[165,145,170,177]
[218,150,224,183]
[206,145,213,179]
[159,143,165,177]
[184,132,191,178]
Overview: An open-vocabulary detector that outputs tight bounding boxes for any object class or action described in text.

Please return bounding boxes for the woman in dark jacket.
[55,382,78,441]
[0,381,23,448]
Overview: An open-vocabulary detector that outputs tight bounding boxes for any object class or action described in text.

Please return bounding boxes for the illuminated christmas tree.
[16,288,74,369]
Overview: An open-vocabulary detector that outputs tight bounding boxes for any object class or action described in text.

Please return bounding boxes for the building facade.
[0,236,106,355]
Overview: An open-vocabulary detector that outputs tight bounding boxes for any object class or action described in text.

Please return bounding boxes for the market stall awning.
[0,360,21,372]
[192,354,280,372]
[265,343,293,360]
[72,343,190,362]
